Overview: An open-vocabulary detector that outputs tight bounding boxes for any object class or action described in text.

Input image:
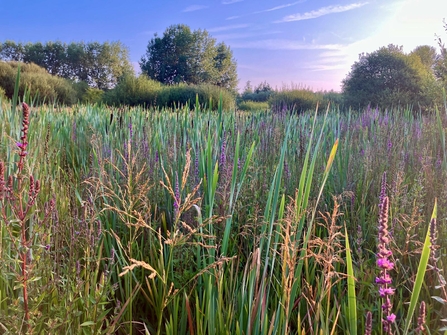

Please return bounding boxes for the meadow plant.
[0,103,55,333]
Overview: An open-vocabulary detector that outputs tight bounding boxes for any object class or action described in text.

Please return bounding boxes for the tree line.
[1,21,447,110]
[0,24,238,94]
[0,41,133,90]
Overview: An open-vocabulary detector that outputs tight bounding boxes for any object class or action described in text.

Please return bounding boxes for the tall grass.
[0,85,446,333]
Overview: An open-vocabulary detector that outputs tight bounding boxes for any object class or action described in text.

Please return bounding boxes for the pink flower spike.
[386,313,396,323]
[379,287,395,297]
[377,258,394,270]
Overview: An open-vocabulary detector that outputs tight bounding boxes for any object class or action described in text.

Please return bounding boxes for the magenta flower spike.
[376,193,396,334]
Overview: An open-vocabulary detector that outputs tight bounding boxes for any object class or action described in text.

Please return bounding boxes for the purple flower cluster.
[17,103,30,171]
[376,179,396,333]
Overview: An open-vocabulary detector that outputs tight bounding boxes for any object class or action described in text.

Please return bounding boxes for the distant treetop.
[140,24,238,93]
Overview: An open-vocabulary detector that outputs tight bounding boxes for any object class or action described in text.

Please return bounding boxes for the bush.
[0,86,6,101]
[269,88,324,113]
[157,83,235,110]
[0,61,77,105]
[238,100,269,111]
[103,74,162,106]
[241,91,275,102]
[82,87,104,104]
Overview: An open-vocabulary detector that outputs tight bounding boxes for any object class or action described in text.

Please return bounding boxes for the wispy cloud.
[222,0,243,4]
[231,39,343,50]
[208,24,250,32]
[276,2,368,22]
[253,1,306,14]
[182,5,208,12]
[226,15,241,20]
[214,30,281,41]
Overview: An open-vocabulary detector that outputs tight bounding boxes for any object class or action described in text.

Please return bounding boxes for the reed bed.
[0,96,446,334]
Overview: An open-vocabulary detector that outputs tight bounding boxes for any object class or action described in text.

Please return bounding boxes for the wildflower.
[386,313,396,323]
[365,311,373,335]
[416,301,426,333]
[379,287,395,297]
[17,103,30,171]
[377,258,394,270]
[0,161,4,199]
[376,193,395,334]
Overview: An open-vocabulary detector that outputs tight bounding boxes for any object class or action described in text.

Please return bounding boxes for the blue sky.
[1,0,445,92]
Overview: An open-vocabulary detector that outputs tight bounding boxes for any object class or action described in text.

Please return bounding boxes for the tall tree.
[140,24,238,92]
[0,40,24,61]
[342,44,426,109]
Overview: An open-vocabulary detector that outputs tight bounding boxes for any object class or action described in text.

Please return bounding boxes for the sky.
[0,0,446,92]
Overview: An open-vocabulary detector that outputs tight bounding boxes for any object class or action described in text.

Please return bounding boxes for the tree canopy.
[140,24,238,93]
[342,44,442,110]
[434,20,447,87]
[0,40,133,89]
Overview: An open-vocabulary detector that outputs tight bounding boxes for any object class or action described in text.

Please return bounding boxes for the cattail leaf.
[345,226,357,335]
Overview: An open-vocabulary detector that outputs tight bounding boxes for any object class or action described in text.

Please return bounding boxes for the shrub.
[157,83,235,110]
[0,86,6,101]
[82,87,104,104]
[269,88,324,113]
[103,74,162,106]
[0,61,77,105]
[238,100,269,111]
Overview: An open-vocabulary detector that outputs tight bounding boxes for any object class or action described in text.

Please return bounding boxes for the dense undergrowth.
[0,96,446,334]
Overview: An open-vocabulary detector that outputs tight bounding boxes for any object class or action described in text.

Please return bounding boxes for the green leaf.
[345,226,357,335]
[80,321,95,327]
[403,199,437,334]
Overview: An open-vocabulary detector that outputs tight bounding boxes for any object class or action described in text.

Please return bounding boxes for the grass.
[0,95,446,334]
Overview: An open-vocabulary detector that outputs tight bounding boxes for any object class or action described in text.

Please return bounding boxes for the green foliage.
[0,61,77,105]
[140,24,238,92]
[82,87,104,104]
[342,44,442,110]
[0,86,6,101]
[435,20,447,89]
[157,83,235,110]
[2,92,447,333]
[321,90,344,107]
[240,81,276,102]
[269,87,324,112]
[104,75,234,109]
[237,100,269,111]
[0,40,133,89]
[103,74,162,106]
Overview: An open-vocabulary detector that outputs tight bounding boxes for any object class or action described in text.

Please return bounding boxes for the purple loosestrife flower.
[0,161,4,200]
[365,311,372,335]
[18,103,30,171]
[377,195,396,334]
[387,139,392,153]
[416,301,426,333]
